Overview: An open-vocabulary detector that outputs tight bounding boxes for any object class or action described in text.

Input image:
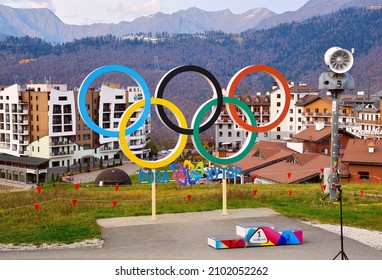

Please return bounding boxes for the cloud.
[107,0,163,20]
[3,0,55,12]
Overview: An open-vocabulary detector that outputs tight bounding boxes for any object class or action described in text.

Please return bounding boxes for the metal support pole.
[222,165,228,216]
[151,169,157,221]
[329,90,342,201]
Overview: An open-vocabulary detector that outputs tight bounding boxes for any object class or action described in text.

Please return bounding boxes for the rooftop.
[232,141,294,173]
[251,153,330,184]
[341,139,382,165]
[0,153,49,167]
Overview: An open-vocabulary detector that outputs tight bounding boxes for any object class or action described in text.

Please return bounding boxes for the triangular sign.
[249,228,268,244]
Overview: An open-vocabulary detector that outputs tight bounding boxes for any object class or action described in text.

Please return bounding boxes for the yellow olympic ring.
[118,98,188,169]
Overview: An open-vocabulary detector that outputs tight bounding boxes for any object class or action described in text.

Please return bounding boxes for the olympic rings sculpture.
[78,64,291,169]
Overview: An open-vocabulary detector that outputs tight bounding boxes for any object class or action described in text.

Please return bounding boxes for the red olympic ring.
[226,65,291,133]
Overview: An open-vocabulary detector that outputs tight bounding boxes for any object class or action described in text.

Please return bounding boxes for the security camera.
[324,47,354,74]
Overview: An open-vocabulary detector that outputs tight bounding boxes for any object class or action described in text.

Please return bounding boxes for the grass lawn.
[0,180,381,245]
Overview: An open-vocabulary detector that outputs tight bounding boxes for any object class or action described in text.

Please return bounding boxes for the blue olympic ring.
[77,65,151,138]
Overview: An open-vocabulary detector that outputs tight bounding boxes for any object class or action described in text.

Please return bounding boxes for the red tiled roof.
[251,153,330,183]
[293,126,331,142]
[233,141,294,173]
[342,139,382,165]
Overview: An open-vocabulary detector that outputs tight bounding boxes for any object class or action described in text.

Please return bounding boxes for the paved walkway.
[0,208,381,260]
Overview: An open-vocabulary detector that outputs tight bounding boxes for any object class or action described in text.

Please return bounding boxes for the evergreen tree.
[100,157,104,169]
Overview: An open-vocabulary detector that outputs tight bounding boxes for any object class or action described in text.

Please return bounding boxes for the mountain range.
[0,0,381,42]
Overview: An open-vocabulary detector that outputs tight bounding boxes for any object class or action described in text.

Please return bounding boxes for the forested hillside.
[1,7,382,146]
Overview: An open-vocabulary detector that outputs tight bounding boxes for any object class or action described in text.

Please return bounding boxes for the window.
[290,117,293,122]
[237,132,240,137]
[315,108,319,113]
[358,171,369,180]
[289,109,293,114]
[219,132,223,137]
[277,94,281,99]
[228,132,232,137]
[298,109,302,114]
[36,105,39,111]
[306,108,310,113]
[277,102,281,107]
[277,127,281,132]
[276,135,281,140]
[116,95,123,100]
[58,96,67,101]
[36,115,39,121]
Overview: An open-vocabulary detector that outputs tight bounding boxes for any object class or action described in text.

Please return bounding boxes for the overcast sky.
[1,0,310,25]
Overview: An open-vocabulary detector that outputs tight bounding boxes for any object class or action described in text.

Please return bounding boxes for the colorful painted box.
[208,234,246,249]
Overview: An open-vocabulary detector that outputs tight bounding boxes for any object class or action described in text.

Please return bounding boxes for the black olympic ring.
[154,65,223,135]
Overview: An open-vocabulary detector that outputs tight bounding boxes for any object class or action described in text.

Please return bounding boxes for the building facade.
[0,82,151,186]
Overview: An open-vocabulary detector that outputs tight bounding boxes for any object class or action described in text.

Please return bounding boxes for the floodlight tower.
[319,47,355,201]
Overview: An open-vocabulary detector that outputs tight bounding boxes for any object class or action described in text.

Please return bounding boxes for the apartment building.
[0,83,151,186]
[353,91,382,138]
[269,83,319,141]
[215,83,319,149]
[214,93,271,150]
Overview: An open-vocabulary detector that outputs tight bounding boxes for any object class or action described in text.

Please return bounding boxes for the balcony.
[19,140,29,146]
[49,151,74,157]
[18,109,28,115]
[356,119,382,125]
[100,145,120,152]
[50,141,70,147]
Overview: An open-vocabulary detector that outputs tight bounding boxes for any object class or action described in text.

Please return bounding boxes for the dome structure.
[94,168,132,186]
